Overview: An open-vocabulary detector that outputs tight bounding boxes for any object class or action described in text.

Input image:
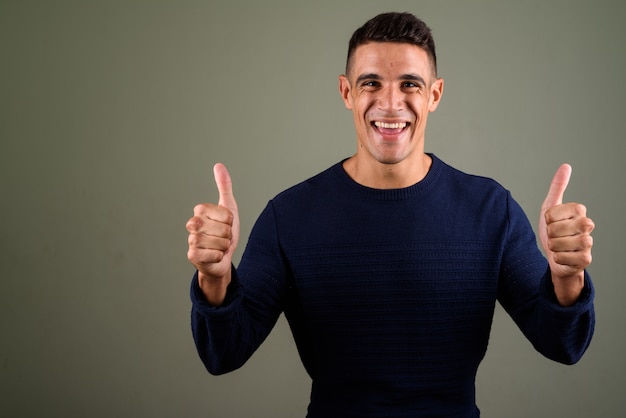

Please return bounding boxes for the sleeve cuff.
[542,269,595,314]
[190,266,243,311]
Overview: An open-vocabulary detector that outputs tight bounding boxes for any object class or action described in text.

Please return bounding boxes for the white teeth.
[374,121,407,129]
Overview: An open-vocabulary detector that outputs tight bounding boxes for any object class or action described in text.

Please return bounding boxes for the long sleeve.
[497,191,595,364]
[190,202,288,375]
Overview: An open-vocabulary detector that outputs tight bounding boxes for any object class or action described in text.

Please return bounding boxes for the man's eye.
[403,82,418,88]
[362,81,379,88]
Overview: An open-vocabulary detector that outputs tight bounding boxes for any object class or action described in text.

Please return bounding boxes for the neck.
[343,153,432,189]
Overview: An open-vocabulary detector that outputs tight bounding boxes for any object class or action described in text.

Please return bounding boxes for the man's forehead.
[353,42,430,62]
[350,42,434,78]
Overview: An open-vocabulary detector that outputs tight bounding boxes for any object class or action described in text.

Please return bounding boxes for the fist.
[186,163,240,281]
[539,164,595,280]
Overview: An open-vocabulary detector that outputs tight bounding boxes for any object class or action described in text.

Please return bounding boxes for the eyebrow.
[355,73,427,86]
[355,73,381,84]
[401,74,427,86]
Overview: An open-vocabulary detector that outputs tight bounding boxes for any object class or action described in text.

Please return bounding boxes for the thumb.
[213,163,237,211]
[542,163,572,210]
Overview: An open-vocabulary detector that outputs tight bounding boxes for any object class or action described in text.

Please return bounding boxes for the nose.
[377,85,404,112]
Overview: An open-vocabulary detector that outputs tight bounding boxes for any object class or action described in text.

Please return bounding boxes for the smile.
[373,121,409,129]
[372,121,410,137]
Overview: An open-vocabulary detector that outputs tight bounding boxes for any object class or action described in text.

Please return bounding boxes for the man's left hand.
[539,164,595,306]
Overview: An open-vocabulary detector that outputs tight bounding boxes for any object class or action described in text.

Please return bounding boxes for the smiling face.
[339,42,444,182]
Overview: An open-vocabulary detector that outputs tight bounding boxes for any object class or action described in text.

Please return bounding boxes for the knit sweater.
[190,154,595,417]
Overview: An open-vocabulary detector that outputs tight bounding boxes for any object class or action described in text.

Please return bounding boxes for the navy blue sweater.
[191,155,595,417]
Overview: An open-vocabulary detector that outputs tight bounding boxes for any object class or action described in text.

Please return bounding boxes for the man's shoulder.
[272,161,344,201]
[434,155,508,196]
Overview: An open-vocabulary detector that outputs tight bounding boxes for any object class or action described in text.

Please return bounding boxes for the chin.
[373,154,409,165]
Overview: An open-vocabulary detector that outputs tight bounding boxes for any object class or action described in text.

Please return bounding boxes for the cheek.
[358,98,376,119]
[412,99,429,117]
[352,102,369,122]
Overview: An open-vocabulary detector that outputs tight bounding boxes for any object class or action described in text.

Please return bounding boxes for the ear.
[428,77,444,112]
[338,74,353,110]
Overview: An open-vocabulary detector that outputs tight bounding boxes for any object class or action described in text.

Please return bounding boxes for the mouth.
[372,121,410,136]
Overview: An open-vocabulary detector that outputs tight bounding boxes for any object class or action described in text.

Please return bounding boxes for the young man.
[186,12,595,417]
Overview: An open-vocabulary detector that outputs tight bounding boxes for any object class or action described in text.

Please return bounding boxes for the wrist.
[551,271,585,307]
[198,269,231,306]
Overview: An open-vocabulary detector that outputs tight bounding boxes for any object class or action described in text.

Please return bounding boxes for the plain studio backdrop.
[1,1,624,417]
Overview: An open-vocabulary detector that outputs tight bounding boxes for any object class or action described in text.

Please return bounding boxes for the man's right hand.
[186,163,240,306]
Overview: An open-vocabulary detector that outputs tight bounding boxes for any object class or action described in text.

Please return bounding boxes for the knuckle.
[575,203,587,215]
[186,217,202,232]
[193,203,207,214]
[188,231,201,244]
[187,248,199,262]
[581,234,593,249]
[583,218,595,233]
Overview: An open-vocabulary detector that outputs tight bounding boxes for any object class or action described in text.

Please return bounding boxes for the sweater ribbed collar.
[332,153,443,201]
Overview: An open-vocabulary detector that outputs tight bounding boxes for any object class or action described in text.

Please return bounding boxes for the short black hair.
[346,12,437,77]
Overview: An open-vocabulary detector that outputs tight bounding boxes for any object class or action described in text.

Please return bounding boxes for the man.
[186,12,595,417]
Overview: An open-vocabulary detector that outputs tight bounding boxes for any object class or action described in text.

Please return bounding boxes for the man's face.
[339,42,443,166]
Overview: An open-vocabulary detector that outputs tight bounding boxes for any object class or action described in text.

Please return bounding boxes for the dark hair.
[346,12,437,76]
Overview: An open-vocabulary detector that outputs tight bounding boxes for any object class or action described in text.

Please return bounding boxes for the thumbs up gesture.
[186,163,240,305]
[539,164,595,306]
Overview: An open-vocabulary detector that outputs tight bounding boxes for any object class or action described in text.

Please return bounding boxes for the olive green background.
[1,1,624,417]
